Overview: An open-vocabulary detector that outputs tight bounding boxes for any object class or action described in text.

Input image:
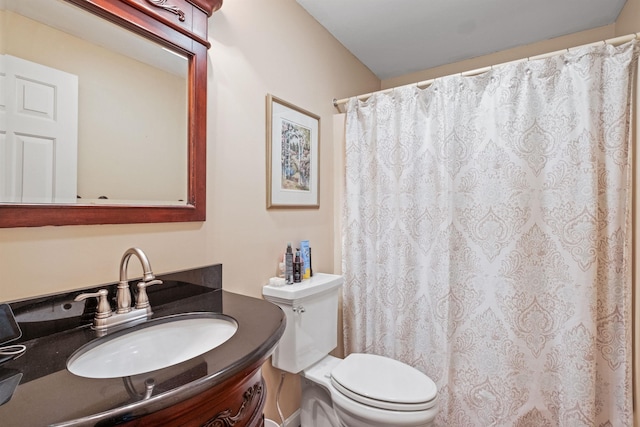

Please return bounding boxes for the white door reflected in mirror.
[0,54,78,203]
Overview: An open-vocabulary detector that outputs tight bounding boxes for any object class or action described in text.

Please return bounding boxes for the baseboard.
[266,409,300,427]
[285,409,301,427]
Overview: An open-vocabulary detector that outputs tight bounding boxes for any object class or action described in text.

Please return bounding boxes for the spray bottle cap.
[286,243,293,253]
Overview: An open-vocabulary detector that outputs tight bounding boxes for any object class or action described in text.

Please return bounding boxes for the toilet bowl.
[262,274,439,427]
[302,354,437,427]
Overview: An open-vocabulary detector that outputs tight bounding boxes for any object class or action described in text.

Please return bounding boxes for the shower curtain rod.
[332,33,639,112]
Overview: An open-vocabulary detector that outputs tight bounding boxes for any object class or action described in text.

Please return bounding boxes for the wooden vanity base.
[126,360,267,427]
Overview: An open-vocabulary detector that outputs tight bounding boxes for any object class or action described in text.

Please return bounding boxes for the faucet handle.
[74,289,112,319]
[135,279,163,310]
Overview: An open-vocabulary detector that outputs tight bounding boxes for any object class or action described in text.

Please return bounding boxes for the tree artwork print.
[280,119,311,192]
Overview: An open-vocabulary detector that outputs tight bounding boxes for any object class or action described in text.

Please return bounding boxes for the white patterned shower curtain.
[342,41,638,426]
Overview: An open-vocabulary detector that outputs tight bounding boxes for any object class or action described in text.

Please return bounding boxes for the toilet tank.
[262,273,344,374]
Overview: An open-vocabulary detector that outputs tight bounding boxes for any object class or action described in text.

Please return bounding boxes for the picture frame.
[266,94,320,209]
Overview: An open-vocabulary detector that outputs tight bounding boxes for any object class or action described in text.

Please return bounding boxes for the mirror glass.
[0,0,189,205]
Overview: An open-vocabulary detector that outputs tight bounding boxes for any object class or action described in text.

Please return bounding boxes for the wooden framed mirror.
[0,0,221,227]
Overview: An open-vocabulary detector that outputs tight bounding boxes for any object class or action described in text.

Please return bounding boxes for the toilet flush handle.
[293,305,305,314]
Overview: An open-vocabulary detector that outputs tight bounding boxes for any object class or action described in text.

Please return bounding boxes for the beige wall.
[616,0,640,36]
[0,10,5,53]
[206,1,379,419]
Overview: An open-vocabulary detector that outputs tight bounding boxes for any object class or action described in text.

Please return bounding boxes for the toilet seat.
[330,353,437,411]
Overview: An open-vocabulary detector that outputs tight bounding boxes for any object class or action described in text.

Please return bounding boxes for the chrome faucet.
[117,247,161,314]
[75,248,163,332]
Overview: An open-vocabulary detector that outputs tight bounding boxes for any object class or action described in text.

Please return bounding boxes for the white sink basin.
[67,313,237,379]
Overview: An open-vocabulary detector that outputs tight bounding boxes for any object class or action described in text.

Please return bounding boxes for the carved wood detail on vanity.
[203,381,264,427]
[125,359,267,427]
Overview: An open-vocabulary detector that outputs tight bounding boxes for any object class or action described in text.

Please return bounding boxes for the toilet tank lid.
[262,273,343,301]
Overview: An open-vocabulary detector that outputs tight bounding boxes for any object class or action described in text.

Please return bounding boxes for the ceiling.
[296,0,629,80]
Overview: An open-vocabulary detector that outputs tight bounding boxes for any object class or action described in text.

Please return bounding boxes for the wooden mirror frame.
[0,0,222,228]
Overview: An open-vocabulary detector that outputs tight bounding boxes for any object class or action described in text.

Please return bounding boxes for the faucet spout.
[120,247,155,283]
[117,248,156,314]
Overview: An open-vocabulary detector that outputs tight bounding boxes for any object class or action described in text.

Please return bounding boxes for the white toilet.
[263,273,438,427]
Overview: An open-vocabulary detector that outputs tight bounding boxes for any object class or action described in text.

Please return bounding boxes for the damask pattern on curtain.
[343,41,638,426]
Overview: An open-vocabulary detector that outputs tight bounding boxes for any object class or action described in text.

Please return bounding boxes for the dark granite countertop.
[0,265,285,426]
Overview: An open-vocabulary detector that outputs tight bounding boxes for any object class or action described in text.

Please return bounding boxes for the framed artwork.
[266,94,320,209]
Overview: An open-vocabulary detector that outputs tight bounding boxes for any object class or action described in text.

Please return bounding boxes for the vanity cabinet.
[0,266,285,426]
[126,359,267,427]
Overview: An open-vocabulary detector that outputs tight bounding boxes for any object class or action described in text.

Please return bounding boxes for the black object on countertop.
[0,304,21,346]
